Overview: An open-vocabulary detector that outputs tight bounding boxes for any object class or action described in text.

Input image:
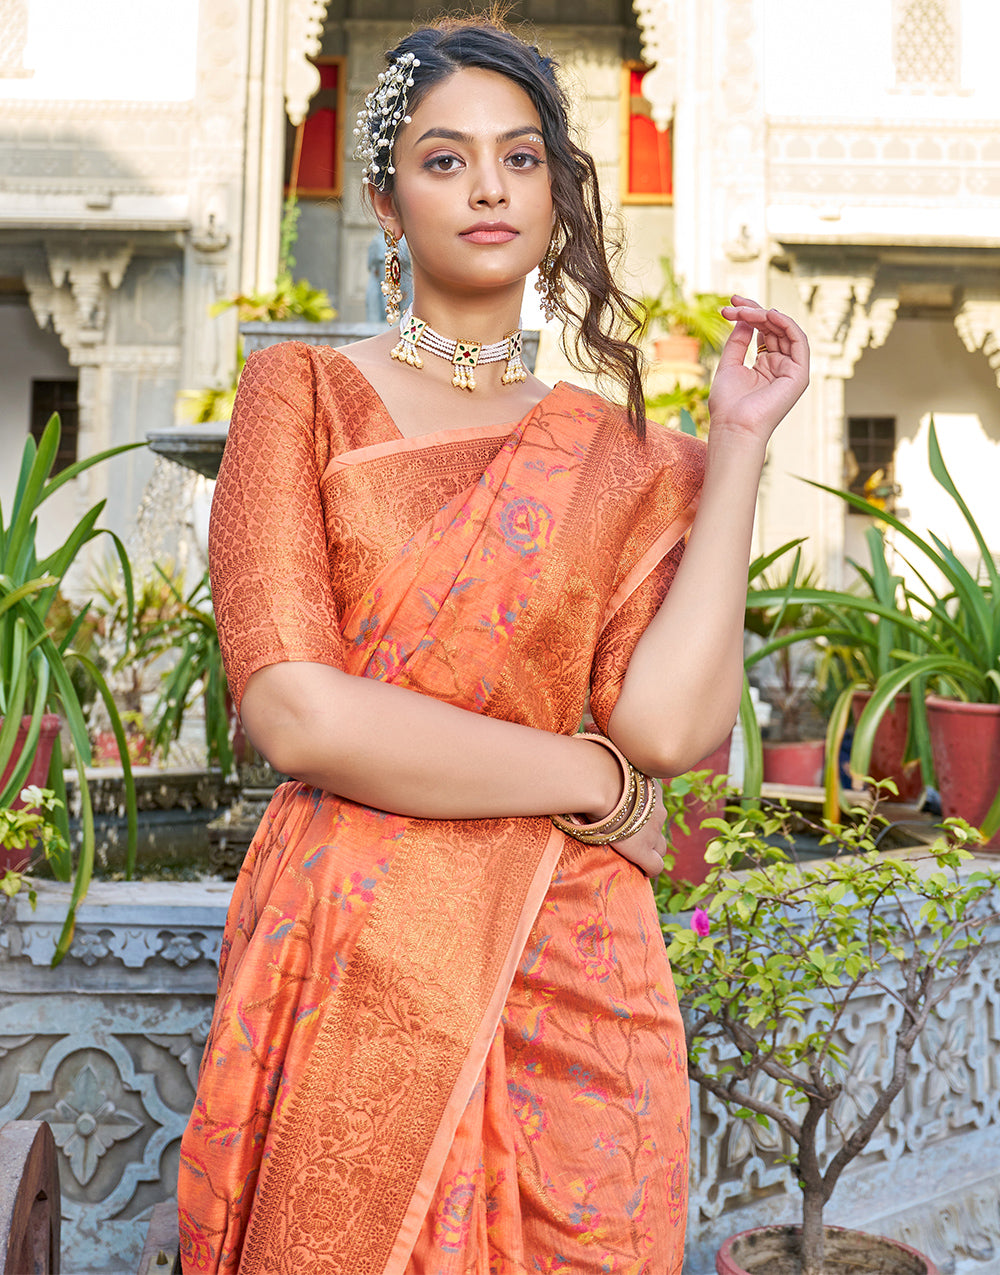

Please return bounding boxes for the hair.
[362,14,649,439]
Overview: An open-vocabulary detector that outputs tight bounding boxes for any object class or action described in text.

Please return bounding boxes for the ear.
[370,186,402,240]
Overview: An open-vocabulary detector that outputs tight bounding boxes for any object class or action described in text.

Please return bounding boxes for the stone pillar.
[791,265,900,586]
[635,0,767,298]
[182,0,250,395]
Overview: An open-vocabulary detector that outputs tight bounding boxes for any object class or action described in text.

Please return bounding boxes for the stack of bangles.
[551,733,657,845]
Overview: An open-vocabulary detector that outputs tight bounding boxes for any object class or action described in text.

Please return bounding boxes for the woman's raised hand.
[707,297,809,449]
[609,782,669,879]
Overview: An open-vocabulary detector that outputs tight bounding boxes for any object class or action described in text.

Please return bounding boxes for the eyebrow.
[413,126,544,146]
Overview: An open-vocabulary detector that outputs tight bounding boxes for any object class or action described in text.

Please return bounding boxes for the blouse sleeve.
[588,538,687,735]
[208,342,346,711]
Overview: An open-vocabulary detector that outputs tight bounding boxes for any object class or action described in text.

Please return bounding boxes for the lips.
[460,222,518,245]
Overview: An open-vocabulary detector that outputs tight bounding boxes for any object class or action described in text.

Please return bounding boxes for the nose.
[469,159,509,208]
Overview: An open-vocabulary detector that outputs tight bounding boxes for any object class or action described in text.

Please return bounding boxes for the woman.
[178,16,808,1275]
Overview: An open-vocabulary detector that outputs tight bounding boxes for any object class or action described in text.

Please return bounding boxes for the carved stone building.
[635,0,1000,586]
[0,0,661,572]
[3,0,999,584]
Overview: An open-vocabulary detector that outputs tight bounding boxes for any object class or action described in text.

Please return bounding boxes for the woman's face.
[375,67,554,306]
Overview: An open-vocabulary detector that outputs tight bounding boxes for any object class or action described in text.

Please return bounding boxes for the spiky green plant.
[0,415,143,963]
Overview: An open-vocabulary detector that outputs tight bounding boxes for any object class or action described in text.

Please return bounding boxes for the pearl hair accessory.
[353,52,420,191]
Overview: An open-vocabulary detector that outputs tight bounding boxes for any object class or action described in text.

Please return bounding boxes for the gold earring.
[382,228,402,325]
[535,236,564,323]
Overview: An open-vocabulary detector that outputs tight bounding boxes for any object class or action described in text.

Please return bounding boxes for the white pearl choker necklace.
[390,307,527,391]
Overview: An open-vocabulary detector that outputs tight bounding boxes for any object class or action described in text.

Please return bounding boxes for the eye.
[507,150,544,170]
[423,153,463,173]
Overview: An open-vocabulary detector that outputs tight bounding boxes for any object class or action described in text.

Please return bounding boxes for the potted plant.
[807,527,930,803]
[0,415,142,961]
[660,752,733,887]
[797,419,1000,844]
[638,256,732,365]
[662,791,1000,1275]
[138,568,237,778]
[745,550,829,788]
[0,785,71,910]
[87,559,189,765]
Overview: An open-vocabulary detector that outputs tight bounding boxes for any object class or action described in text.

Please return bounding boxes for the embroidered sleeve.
[208,342,345,711]
[588,539,687,735]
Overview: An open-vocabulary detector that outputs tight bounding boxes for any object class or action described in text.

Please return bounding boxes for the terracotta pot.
[852,690,923,802]
[652,332,701,365]
[716,1223,939,1275]
[0,714,62,875]
[665,736,731,886]
[762,738,825,788]
[926,695,1000,851]
[92,729,153,768]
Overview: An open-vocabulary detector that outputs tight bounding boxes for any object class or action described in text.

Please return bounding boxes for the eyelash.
[421,150,546,173]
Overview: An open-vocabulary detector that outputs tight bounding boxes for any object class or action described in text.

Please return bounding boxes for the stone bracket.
[632,0,677,129]
[954,294,1000,388]
[285,0,333,127]
[24,239,134,366]
[795,267,899,378]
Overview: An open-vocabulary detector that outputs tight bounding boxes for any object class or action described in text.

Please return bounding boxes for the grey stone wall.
[0,880,232,1275]
[3,874,998,1274]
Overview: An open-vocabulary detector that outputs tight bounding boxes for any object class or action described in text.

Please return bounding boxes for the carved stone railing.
[2,874,998,1273]
[682,885,1000,1274]
[0,879,231,1275]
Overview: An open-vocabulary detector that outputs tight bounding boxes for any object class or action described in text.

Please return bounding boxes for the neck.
[409,288,524,343]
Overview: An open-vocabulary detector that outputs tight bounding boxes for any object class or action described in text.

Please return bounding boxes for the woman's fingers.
[609,785,668,878]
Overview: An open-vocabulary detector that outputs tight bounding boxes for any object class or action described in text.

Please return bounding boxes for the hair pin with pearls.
[353,52,420,191]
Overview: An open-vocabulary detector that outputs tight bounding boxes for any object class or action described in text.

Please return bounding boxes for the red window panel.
[623,64,673,204]
[286,59,345,198]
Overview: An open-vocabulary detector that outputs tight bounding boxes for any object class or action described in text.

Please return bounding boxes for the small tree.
[662,792,1000,1275]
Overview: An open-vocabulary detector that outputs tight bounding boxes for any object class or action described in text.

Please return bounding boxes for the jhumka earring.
[535,236,564,323]
[382,229,402,325]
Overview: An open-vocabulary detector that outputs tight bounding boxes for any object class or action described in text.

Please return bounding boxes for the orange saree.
[178,343,705,1275]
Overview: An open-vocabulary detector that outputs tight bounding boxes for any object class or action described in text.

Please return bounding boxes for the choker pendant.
[390,312,426,368]
[501,330,527,385]
[389,307,525,392]
[451,340,481,391]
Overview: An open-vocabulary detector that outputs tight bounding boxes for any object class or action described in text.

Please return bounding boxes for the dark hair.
[365,16,648,438]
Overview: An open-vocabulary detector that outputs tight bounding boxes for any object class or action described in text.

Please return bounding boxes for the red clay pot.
[762,738,825,788]
[92,729,153,768]
[666,736,731,886]
[926,695,1000,851]
[652,333,701,365]
[852,690,923,802]
[716,1223,939,1275]
[0,714,61,875]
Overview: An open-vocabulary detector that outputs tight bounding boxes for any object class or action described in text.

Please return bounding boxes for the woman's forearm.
[608,300,809,775]
[608,430,765,775]
[239,660,623,822]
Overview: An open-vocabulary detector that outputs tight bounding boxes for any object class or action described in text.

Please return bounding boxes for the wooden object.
[0,1121,60,1275]
[135,1201,180,1275]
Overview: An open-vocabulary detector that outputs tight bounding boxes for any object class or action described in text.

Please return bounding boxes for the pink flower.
[691,907,711,937]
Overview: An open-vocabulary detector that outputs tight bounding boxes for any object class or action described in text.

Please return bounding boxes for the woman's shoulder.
[242,339,351,381]
[568,385,707,471]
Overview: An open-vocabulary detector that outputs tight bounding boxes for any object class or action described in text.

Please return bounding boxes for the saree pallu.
[179,345,705,1275]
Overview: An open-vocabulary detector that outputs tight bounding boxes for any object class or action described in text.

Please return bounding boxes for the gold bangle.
[552,735,657,846]
[551,733,634,842]
[610,772,657,841]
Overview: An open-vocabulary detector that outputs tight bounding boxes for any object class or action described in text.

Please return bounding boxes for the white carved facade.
[0,0,653,570]
[0,0,345,567]
[635,0,1000,588]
